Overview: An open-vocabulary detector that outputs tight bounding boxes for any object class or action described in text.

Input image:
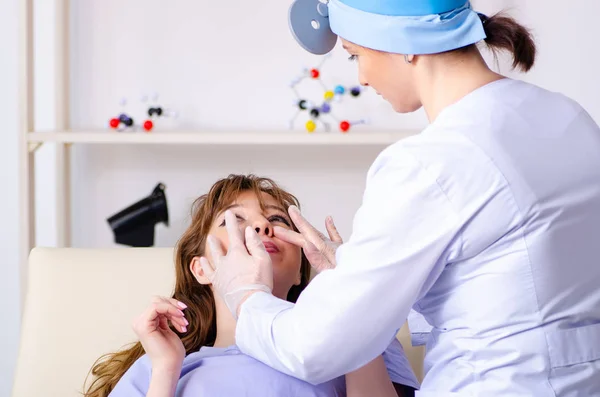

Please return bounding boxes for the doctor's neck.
[416,48,504,122]
[415,13,536,122]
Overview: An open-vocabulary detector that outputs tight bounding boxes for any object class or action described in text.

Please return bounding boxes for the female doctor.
[200,0,600,395]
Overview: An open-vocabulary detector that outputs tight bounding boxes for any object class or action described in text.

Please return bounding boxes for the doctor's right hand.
[273,205,343,274]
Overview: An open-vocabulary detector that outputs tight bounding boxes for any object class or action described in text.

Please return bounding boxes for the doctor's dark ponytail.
[479,12,536,72]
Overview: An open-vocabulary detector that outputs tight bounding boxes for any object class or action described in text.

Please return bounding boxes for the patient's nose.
[253,218,273,237]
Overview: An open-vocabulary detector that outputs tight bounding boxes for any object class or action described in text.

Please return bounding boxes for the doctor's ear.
[190,256,212,285]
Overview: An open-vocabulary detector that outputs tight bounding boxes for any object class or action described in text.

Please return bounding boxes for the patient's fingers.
[147,299,185,319]
[169,316,189,333]
[135,299,188,334]
[155,297,189,331]
[152,296,188,312]
[167,297,188,310]
[273,226,306,247]
[151,296,185,310]
[158,315,170,331]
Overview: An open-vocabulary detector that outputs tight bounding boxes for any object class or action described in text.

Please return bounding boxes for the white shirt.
[235,78,600,396]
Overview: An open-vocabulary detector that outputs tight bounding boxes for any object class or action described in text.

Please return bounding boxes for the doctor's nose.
[358,71,369,87]
[253,219,273,237]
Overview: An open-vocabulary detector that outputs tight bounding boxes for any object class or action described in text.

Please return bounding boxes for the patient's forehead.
[225,191,286,213]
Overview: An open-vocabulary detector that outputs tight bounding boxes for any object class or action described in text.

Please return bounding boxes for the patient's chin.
[271,285,292,300]
[272,273,296,296]
[270,255,288,268]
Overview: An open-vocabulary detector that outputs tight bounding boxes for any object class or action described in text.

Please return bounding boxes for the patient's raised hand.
[132,296,188,372]
[273,205,342,274]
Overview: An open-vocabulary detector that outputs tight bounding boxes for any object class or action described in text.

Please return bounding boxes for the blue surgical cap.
[288,0,487,55]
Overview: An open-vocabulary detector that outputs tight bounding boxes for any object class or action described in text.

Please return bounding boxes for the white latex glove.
[200,210,274,318]
[273,205,343,274]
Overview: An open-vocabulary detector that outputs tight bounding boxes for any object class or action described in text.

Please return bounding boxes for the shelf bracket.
[28,142,43,153]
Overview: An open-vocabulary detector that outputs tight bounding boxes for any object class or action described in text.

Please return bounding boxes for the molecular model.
[109,93,178,132]
[289,55,368,133]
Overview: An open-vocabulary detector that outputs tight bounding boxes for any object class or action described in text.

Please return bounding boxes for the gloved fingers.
[224,210,245,251]
[199,256,216,282]
[302,239,330,271]
[245,226,270,262]
[288,205,326,247]
[325,216,343,243]
[207,235,224,261]
[273,225,306,247]
[304,238,320,255]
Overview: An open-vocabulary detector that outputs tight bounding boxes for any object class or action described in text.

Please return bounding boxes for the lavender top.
[108,338,419,396]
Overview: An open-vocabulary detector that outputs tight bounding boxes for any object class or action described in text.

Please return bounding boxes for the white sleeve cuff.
[235,291,296,367]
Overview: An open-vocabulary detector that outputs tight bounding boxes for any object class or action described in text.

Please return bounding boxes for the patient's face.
[206,191,303,299]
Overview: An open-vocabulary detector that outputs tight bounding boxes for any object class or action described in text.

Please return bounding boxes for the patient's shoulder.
[108,354,152,396]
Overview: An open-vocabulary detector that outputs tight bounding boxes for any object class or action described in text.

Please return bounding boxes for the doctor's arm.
[346,355,401,397]
[345,338,419,397]
[234,151,462,384]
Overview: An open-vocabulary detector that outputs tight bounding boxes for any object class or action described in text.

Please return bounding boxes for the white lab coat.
[236,78,600,396]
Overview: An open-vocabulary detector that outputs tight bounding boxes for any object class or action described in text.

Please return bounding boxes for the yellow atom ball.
[306,120,316,133]
[324,91,335,101]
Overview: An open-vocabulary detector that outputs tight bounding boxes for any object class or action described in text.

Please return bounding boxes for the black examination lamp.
[107,183,169,247]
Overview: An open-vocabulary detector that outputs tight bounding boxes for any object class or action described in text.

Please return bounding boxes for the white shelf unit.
[26,130,416,145]
[18,0,417,298]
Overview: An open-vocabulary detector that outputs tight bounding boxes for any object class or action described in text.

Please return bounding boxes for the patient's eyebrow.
[264,204,287,214]
[223,204,240,211]
[221,203,287,216]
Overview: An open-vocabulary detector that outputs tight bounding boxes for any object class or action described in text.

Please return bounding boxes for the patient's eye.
[269,215,291,227]
[218,214,244,227]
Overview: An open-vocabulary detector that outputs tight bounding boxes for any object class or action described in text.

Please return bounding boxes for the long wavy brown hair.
[83,174,312,397]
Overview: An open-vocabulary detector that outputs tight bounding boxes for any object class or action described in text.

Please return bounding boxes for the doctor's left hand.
[273,205,343,274]
[200,210,274,318]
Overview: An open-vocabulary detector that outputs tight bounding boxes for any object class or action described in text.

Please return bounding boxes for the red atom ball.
[109,118,120,129]
[143,120,154,132]
[340,121,350,132]
[310,68,320,78]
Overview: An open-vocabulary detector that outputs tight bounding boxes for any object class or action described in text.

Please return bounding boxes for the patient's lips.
[262,241,280,254]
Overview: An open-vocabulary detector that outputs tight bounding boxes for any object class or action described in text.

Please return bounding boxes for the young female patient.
[84,174,419,397]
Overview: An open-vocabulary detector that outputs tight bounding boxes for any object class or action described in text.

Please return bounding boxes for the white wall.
[508,1,600,122]
[4,0,600,396]
[34,0,59,248]
[0,1,21,395]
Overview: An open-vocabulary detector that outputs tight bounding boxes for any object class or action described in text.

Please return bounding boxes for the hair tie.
[477,12,490,26]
